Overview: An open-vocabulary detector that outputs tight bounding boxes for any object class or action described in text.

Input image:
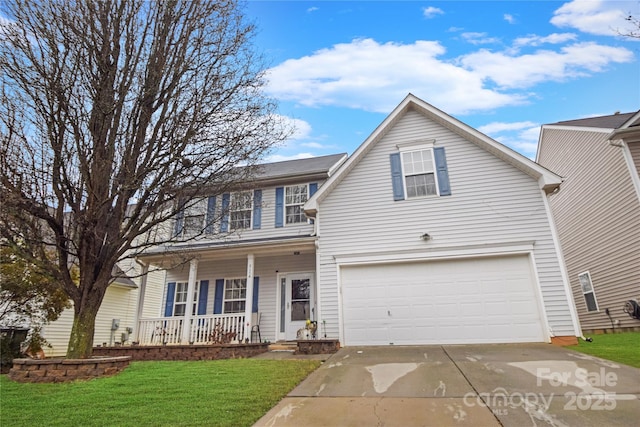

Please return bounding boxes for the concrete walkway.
[254,344,640,427]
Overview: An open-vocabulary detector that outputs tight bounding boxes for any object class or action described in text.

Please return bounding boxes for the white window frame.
[182,202,206,237]
[171,281,200,317]
[578,271,599,312]
[285,184,310,224]
[397,141,440,199]
[223,278,247,314]
[229,191,252,230]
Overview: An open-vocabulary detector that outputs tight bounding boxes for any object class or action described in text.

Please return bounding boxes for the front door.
[284,273,314,340]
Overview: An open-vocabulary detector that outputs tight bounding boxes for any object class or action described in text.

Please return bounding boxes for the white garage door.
[341,255,545,345]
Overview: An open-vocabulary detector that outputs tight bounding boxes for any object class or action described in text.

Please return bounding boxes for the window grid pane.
[230,192,252,230]
[223,278,247,313]
[284,185,308,224]
[402,149,436,198]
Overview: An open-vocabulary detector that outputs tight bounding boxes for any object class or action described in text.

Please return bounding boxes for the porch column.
[134,260,149,343]
[181,258,198,343]
[243,253,255,342]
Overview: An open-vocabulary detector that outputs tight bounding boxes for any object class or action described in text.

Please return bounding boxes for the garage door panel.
[341,255,545,345]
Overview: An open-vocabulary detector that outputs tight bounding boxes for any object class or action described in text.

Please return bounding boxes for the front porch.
[136,313,251,345]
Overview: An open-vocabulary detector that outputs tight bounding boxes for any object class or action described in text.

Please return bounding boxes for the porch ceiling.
[138,236,317,267]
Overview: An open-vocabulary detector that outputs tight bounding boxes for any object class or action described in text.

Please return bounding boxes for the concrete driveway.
[254,344,640,427]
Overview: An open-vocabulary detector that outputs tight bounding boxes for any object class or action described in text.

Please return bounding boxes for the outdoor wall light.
[420,233,431,241]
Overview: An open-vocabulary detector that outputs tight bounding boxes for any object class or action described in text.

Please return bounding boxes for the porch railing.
[137,314,246,345]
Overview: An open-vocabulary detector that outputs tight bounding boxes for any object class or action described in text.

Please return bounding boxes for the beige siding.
[538,128,640,331]
[42,285,139,357]
[161,253,315,342]
[317,109,574,339]
[628,141,640,176]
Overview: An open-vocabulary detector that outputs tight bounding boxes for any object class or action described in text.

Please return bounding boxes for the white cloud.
[423,6,444,19]
[477,121,537,134]
[307,7,319,13]
[265,153,316,162]
[480,121,542,159]
[514,33,578,47]
[460,42,633,89]
[266,38,521,115]
[461,32,501,45]
[504,14,516,24]
[551,0,635,36]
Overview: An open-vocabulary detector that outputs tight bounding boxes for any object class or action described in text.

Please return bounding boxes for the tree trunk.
[66,299,101,359]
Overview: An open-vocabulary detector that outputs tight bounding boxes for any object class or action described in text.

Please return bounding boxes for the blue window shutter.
[197,280,209,315]
[220,193,230,232]
[164,282,176,317]
[389,153,405,201]
[253,189,262,230]
[275,187,284,228]
[173,210,184,237]
[309,182,318,197]
[434,147,452,196]
[252,277,259,313]
[205,196,216,234]
[213,279,224,314]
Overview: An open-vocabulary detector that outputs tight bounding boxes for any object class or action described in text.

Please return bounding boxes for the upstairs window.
[578,271,599,312]
[402,149,437,198]
[390,143,451,201]
[285,185,309,224]
[229,191,252,230]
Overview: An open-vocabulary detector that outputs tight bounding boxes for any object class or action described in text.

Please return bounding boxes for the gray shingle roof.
[252,153,347,181]
[549,112,637,129]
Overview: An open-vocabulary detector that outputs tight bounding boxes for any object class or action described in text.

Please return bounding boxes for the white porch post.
[133,260,149,343]
[181,258,199,343]
[243,253,255,342]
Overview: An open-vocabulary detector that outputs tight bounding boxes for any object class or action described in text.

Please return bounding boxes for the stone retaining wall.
[296,339,340,355]
[9,356,131,383]
[92,343,268,361]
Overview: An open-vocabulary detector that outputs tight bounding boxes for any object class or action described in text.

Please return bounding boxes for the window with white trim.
[578,271,598,312]
[172,281,200,316]
[182,203,206,237]
[285,184,309,224]
[401,149,437,198]
[223,278,246,313]
[230,191,252,230]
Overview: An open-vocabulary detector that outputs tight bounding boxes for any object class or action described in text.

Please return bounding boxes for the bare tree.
[0,0,288,358]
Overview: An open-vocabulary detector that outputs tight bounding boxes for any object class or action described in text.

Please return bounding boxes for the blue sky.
[246,0,640,160]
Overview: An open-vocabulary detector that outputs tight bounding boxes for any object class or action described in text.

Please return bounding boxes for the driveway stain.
[365,362,421,393]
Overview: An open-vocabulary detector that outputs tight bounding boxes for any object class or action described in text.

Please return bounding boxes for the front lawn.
[0,359,320,427]
[568,332,640,368]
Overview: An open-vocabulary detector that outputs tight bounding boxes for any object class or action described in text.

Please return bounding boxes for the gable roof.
[305,94,562,214]
[250,153,347,186]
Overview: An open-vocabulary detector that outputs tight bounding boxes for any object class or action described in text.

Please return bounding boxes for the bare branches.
[0,0,287,357]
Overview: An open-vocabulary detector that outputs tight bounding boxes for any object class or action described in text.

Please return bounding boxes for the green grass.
[0,359,321,427]
[568,332,640,368]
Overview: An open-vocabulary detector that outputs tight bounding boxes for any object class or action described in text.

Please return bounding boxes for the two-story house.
[133,94,581,347]
[537,111,640,334]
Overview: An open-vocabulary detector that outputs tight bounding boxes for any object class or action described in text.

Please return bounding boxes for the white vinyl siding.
[42,285,139,357]
[538,128,640,331]
[316,109,574,340]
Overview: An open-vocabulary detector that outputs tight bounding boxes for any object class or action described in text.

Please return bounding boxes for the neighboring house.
[537,111,640,334]
[133,94,581,347]
[41,264,144,357]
